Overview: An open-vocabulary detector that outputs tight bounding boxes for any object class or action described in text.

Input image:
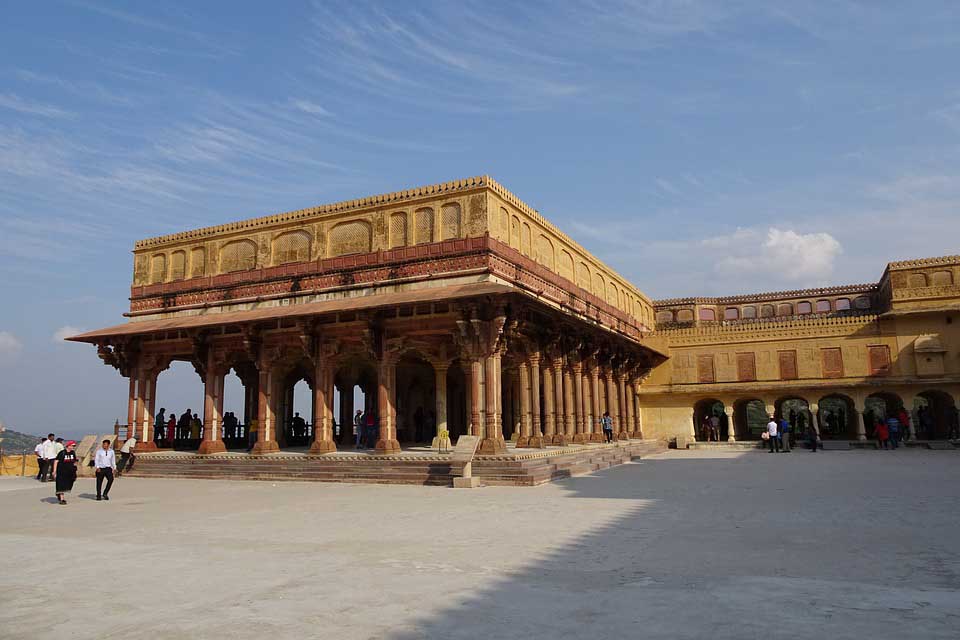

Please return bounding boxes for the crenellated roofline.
[654,283,877,308]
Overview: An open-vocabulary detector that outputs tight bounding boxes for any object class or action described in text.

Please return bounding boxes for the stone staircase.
[128,441,666,487]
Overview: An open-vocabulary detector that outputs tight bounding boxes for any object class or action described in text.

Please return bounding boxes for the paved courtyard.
[1,448,958,639]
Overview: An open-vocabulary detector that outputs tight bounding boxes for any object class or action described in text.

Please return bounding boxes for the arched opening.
[154,360,204,451]
[395,354,436,445]
[733,398,767,440]
[775,397,811,447]
[914,390,958,440]
[693,398,726,442]
[447,361,468,442]
[818,394,856,439]
[221,361,258,450]
[334,359,377,449]
[273,361,315,449]
[864,392,904,436]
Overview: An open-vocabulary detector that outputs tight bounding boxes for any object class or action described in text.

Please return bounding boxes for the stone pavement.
[1,448,958,639]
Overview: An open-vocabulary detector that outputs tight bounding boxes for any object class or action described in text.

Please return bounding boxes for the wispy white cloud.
[289,98,332,117]
[0,332,22,365]
[12,69,135,106]
[52,326,85,343]
[0,93,74,118]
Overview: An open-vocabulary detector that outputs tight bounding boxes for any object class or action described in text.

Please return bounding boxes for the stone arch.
[775,396,811,443]
[816,299,831,313]
[797,301,812,314]
[329,220,372,256]
[190,247,205,278]
[699,308,716,321]
[914,390,958,440]
[594,272,606,299]
[693,398,727,441]
[733,398,768,440]
[499,207,509,236]
[818,394,856,439]
[395,352,436,444]
[607,282,618,306]
[521,222,531,256]
[510,216,521,250]
[577,261,590,289]
[272,230,311,265]
[440,202,461,240]
[219,239,257,273]
[777,303,793,316]
[414,208,434,245]
[930,270,953,286]
[760,304,775,318]
[853,295,871,310]
[149,253,167,284]
[536,234,555,270]
[655,310,674,324]
[390,212,407,248]
[835,298,851,311]
[559,249,574,282]
[864,391,904,436]
[742,305,757,319]
[676,308,694,323]
[908,272,928,288]
[169,250,186,281]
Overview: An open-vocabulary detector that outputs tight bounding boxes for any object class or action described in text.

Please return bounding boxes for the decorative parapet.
[885,255,960,271]
[653,283,876,307]
[651,312,880,339]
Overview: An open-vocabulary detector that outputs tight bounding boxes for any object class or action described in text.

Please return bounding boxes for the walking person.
[886,414,900,449]
[874,418,889,450]
[354,410,364,449]
[766,416,781,453]
[601,411,614,443]
[34,438,45,480]
[40,433,57,482]
[94,439,116,501]
[52,440,78,505]
[779,417,791,452]
[117,435,136,476]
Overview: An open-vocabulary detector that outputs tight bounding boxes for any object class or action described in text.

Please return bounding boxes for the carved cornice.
[654,283,877,308]
[885,255,960,271]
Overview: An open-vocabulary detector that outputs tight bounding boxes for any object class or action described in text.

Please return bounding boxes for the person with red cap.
[52,440,78,505]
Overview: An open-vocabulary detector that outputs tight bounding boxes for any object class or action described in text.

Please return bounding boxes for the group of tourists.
[763,417,818,452]
[152,408,203,446]
[700,414,722,442]
[870,407,912,449]
[33,433,135,505]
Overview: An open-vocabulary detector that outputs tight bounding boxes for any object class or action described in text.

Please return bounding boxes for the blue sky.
[1,1,959,439]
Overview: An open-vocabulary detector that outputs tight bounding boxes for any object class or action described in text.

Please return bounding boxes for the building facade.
[69,177,960,457]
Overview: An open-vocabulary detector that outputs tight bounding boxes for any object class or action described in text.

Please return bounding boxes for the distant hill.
[1,428,45,453]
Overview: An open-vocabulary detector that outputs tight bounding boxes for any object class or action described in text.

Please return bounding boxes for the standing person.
[166,414,176,448]
[896,407,911,442]
[700,415,712,441]
[365,412,377,449]
[117,435,137,476]
[52,440,78,505]
[354,410,364,449]
[94,439,116,501]
[178,409,192,440]
[34,438,45,480]
[949,407,960,441]
[709,414,720,442]
[154,407,166,443]
[779,417,791,452]
[41,433,57,482]
[766,416,780,453]
[601,411,614,443]
[190,413,202,440]
[886,414,900,449]
[874,418,889,450]
[806,425,818,452]
[919,406,935,440]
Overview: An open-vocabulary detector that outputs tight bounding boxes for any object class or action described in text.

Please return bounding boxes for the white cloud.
[0,93,74,118]
[52,326,85,343]
[711,228,842,285]
[0,331,23,364]
[289,99,331,117]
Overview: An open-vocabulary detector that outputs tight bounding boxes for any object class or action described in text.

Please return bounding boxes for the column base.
[309,440,337,454]
[375,439,401,454]
[478,437,507,455]
[726,436,736,443]
[552,434,569,446]
[515,436,530,448]
[251,440,279,455]
[629,431,643,440]
[527,435,545,448]
[135,441,158,452]
[572,433,589,444]
[617,431,630,441]
[430,435,453,450]
[590,433,605,443]
[197,440,226,455]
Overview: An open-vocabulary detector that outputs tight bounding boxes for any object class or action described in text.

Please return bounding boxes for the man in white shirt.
[767,417,780,453]
[117,437,137,476]
[34,438,45,480]
[94,440,117,501]
[40,434,57,482]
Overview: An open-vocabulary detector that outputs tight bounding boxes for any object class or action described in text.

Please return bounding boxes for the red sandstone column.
[252,360,279,454]
[480,352,506,454]
[591,364,604,442]
[572,360,587,444]
[528,353,544,448]
[541,361,555,444]
[126,374,137,440]
[560,364,574,446]
[469,358,483,438]
[432,362,449,448]
[137,373,159,451]
[376,358,401,453]
[605,371,618,440]
[552,357,567,445]
[617,374,630,440]
[516,360,532,448]
[624,376,637,439]
[310,358,336,453]
[199,362,226,454]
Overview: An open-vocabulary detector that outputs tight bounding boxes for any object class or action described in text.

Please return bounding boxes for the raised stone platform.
[127,440,666,487]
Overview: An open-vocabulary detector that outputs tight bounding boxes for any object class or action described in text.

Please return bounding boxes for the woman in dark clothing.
[53,440,79,505]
